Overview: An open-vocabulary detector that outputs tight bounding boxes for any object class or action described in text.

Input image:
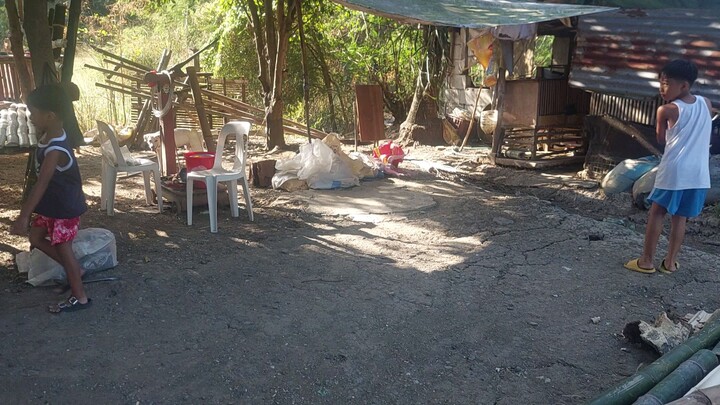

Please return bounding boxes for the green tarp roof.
[332,0,614,28]
[561,0,720,9]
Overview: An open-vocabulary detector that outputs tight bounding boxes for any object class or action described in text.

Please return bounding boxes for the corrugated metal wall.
[589,93,662,126]
[570,8,720,107]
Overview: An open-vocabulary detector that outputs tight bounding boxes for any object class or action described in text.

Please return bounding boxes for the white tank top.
[654,96,712,190]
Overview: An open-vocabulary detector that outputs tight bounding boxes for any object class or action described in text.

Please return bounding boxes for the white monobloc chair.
[186,121,254,233]
[97,120,163,215]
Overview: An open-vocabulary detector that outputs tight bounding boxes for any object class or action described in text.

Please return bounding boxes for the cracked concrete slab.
[271,178,438,218]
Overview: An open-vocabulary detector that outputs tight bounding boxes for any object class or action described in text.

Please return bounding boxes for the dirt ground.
[2,136,720,404]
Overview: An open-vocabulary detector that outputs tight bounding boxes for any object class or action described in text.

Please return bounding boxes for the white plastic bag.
[297,140,335,181]
[16,228,118,286]
[273,139,359,190]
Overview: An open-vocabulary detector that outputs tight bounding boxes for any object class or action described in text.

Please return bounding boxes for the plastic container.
[185,151,215,189]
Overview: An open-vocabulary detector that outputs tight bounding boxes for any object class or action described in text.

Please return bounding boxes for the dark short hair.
[660,59,698,85]
[26,84,72,121]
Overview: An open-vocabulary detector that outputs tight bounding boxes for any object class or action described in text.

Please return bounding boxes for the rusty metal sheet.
[570,9,720,106]
[355,84,385,142]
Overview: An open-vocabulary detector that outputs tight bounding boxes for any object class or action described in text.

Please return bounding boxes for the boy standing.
[625,59,713,274]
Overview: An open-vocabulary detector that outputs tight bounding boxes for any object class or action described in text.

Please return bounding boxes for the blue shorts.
[648,188,708,218]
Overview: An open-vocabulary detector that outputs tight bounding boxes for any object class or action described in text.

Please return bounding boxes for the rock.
[591,317,601,324]
[493,217,515,226]
[623,312,692,354]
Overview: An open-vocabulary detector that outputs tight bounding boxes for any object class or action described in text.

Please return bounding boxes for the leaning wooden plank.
[91,45,151,72]
[166,37,219,72]
[200,90,327,138]
[101,59,148,77]
[186,66,216,151]
[95,82,152,99]
[85,63,146,83]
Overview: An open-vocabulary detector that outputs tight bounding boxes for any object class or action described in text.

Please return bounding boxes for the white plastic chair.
[186,121,253,232]
[97,120,163,215]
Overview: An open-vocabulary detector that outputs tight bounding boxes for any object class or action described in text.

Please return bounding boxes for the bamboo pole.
[590,318,720,405]
[634,349,718,404]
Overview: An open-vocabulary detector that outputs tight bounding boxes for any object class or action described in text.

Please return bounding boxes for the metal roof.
[569,8,720,106]
[331,0,613,29]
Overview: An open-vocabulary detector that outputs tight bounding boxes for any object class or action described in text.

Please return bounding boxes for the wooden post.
[186,66,215,152]
[490,67,507,163]
[160,85,177,175]
[459,88,483,151]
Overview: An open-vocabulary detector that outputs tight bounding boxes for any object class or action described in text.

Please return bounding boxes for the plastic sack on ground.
[602,156,660,194]
[632,155,720,209]
[323,134,380,179]
[273,139,358,190]
[16,228,118,286]
[348,151,382,179]
[632,166,658,209]
[272,171,308,192]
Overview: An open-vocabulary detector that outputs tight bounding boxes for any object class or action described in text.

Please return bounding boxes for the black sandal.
[49,296,92,313]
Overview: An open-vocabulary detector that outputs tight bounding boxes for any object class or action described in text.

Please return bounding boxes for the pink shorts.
[32,215,80,245]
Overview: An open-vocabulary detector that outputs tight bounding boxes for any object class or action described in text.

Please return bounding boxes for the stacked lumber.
[86,46,327,147]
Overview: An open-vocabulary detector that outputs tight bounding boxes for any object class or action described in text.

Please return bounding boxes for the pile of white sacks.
[0,103,37,148]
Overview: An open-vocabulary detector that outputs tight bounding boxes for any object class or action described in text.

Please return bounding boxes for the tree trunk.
[397,26,449,146]
[61,0,82,83]
[309,42,338,133]
[398,67,426,144]
[378,80,407,125]
[23,0,56,83]
[5,0,33,101]
[266,96,286,149]
[245,0,297,150]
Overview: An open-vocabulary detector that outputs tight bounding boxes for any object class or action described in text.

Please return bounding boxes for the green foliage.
[0,10,8,42]
[73,0,430,136]
[535,35,553,68]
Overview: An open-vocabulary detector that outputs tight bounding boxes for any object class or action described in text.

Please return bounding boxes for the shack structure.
[332,0,613,168]
[445,4,720,170]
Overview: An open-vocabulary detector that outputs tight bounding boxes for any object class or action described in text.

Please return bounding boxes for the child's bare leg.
[639,203,666,268]
[664,215,686,272]
[54,241,88,304]
[29,226,85,277]
[29,226,62,263]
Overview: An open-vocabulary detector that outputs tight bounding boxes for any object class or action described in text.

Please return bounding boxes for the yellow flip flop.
[624,258,656,274]
[659,260,680,274]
